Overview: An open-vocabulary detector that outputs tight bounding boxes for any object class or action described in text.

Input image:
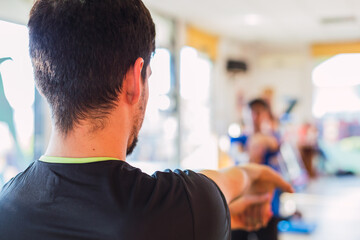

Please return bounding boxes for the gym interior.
[1,0,360,239]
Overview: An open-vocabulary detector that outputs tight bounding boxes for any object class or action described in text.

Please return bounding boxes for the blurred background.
[1,0,360,239]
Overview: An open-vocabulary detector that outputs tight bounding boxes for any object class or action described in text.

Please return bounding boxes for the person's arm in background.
[200,164,293,230]
[248,134,279,164]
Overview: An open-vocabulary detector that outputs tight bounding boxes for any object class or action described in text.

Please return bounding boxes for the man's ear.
[123,57,144,105]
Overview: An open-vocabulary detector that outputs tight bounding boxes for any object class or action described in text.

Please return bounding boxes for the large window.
[0,20,34,186]
[126,12,179,172]
[127,48,178,171]
[179,46,217,170]
[312,54,360,118]
[312,54,360,173]
[129,44,217,172]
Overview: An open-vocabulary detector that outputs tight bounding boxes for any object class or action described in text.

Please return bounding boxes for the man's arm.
[200,164,293,230]
[200,167,249,204]
[200,163,293,204]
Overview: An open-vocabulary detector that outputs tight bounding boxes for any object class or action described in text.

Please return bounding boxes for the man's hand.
[200,163,293,231]
[229,193,273,230]
[228,164,293,230]
[240,163,294,195]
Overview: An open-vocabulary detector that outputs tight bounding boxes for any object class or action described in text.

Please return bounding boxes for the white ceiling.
[0,0,32,25]
[144,0,360,44]
[1,0,360,44]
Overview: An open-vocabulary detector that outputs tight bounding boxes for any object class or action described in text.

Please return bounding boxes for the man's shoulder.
[120,165,228,217]
[0,161,230,240]
[0,161,35,194]
[146,168,230,239]
[149,168,226,204]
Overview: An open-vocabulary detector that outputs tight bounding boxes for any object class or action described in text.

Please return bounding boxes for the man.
[0,1,292,239]
[231,98,282,240]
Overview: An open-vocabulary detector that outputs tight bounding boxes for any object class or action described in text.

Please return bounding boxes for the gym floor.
[280,176,360,240]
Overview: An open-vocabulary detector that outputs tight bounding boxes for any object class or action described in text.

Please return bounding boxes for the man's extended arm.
[200,164,293,230]
[200,167,249,204]
[200,163,293,204]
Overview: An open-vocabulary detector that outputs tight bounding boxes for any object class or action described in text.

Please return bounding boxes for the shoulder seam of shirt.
[177,173,196,240]
[198,173,232,240]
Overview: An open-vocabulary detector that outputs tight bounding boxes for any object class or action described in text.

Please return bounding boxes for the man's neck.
[45,122,129,161]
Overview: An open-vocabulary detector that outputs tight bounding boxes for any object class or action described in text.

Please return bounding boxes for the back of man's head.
[28,0,155,135]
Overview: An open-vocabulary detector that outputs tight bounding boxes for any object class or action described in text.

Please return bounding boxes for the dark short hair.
[248,98,270,112]
[28,0,156,135]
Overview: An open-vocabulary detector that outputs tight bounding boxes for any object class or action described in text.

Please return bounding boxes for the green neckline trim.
[39,156,120,164]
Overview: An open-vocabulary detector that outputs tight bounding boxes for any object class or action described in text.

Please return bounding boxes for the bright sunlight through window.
[312,54,360,118]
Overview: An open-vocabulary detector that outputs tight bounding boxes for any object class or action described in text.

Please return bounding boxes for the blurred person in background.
[231,98,282,240]
[298,122,319,178]
[247,99,279,166]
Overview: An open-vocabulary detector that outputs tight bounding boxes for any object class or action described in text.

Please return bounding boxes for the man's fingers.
[260,167,294,193]
[241,164,294,193]
[261,203,273,227]
[229,193,271,214]
[244,208,252,230]
[253,204,263,230]
[243,193,271,206]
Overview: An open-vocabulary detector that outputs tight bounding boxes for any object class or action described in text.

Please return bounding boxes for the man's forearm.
[200,164,293,205]
[200,167,249,204]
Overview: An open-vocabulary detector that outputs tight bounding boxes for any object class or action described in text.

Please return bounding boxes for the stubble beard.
[126,134,138,156]
[126,92,146,156]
